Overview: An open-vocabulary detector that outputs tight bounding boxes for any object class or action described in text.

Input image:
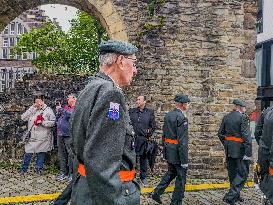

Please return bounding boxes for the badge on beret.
[107,102,120,120]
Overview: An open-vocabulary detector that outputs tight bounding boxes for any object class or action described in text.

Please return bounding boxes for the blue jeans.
[21,152,46,172]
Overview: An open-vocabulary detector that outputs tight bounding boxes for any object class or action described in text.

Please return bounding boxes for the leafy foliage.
[11,11,108,74]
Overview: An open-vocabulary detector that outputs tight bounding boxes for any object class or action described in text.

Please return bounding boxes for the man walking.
[151,94,190,205]
[257,107,273,205]
[218,99,252,205]
[129,95,156,187]
[70,40,140,205]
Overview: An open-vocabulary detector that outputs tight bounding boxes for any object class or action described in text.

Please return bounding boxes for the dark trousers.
[258,146,273,204]
[153,163,187,205]
[139,154,148,180]
[224,157,250,203]
[21,152,46,172]
[53,180,73,205]
[57,136,73,175]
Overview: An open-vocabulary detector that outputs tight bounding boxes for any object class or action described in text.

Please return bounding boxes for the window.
[255,47,263,86]
[16,54,21,60]
[9,38,15,47]
[3,38,8,47]
[10,23,15,35]
[22,52,28,60]
[32,52,36,59]
[2,48,8,59]
[256,0,263,34]
[17,37,20,44]
[4,27,8,34]
[17,23,23,34]
[23,27,27,33]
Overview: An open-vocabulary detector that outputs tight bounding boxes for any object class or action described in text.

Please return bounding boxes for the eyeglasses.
[123,56,137,67]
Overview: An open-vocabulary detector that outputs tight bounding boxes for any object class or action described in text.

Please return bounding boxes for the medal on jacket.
[107,102,120,121]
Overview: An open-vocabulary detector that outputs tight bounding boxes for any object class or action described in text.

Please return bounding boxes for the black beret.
[233,99,246,107]
[174,94,190,103]
[99,40,138,55]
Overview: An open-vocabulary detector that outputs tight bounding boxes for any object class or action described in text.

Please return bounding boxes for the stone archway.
[0,0,258,179]
[0,0,128,41]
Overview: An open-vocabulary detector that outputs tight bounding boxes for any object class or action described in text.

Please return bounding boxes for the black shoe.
[223,198,235,205]
[140,178,149,187]
[151,193,162,204]
[238,196,244,202]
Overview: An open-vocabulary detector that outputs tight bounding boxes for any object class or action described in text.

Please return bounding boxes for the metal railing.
[0,67,35,92]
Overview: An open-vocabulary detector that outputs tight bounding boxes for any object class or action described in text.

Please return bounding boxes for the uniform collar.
[176,108,187,117]
[176,107,184,114]
[96,72,122,91]
[235,109,243,114]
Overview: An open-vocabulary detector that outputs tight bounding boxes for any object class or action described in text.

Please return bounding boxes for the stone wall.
[0,0,257,178]
[0,75,87,163]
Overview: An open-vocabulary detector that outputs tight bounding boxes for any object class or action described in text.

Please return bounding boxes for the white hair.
[99,53,118,67]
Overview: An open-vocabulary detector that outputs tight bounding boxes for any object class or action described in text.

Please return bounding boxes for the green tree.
[11,11,108,74]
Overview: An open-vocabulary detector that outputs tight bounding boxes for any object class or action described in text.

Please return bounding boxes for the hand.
[243,155,251,161]
[181,164,188,169]
[36,120,42,124]
[56,105,62,112]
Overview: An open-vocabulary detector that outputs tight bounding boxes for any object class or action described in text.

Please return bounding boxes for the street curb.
[0,181,254,204]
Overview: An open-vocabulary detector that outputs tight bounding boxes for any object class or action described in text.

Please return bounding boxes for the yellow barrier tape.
[0,181,254,204]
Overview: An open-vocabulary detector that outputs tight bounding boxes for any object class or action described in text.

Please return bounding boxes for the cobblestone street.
[0,168,264,205]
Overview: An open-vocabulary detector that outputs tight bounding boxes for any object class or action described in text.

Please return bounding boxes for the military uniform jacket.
[259,109,273,168]
[218,110,252,159]
[70,72,139,205]
[255,107,273,145]
[162,108,189,165]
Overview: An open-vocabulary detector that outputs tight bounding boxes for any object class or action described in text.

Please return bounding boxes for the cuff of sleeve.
[269,167,273,176]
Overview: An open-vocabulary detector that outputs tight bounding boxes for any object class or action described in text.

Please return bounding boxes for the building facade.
[0,7,49,61]
[0,7,50,92]
[256,0,273,109]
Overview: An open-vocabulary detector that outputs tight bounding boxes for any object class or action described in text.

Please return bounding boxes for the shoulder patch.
[107,102,120,121]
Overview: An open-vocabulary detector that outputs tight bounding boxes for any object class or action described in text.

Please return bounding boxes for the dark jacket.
[218,110,252,158]
[70,72,140,205]
[259,109,273,167]
[258,109,273,204]
[56,105,74,137]
[129,107,156,155]
[162,108,189,165]
[255,107,273,145]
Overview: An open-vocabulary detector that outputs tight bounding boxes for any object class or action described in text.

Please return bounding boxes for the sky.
[40,4,78,32]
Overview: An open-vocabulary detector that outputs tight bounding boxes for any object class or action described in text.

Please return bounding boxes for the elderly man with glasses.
[70,40,140,205]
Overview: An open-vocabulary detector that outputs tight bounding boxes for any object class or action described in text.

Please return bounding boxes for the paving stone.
[0,168,265,205]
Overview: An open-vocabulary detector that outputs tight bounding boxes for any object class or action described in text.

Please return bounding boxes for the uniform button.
[125,189,129,194]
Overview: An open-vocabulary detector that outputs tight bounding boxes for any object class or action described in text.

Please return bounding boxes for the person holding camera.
[55,94,77,182]
[20,94,56,175]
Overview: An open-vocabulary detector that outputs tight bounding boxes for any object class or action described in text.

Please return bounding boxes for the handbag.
[19,124,34,145]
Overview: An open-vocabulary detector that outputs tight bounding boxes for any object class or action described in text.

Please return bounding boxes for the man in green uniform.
[257,108,273,205]
[218,99,252,205]
[255,106,273,145]
[150,94,190,205]
[70,40,140,205]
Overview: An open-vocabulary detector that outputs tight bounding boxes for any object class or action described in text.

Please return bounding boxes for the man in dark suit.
[69,40,140,205]
[218,99,252,205]
[129,95,156,187]
[151,94,190,205]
